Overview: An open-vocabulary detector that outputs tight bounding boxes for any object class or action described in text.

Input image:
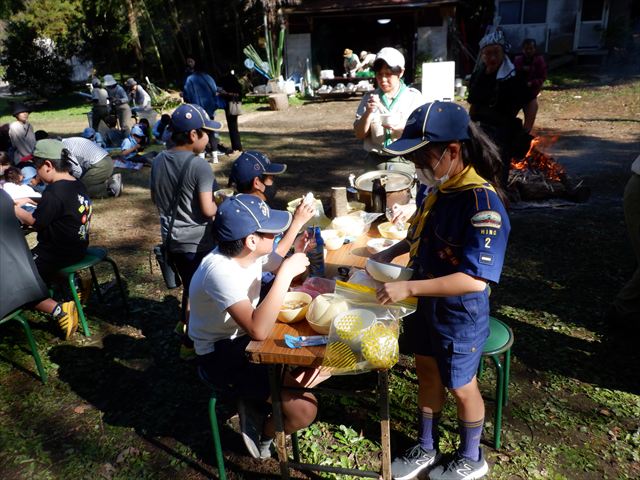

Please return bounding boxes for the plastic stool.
[58,247,128,336]
[478,316,514,449]
[0,309,47,383]
[197,366,228,480]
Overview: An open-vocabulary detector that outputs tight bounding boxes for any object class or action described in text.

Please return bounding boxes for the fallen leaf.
[99,463,115,480]
[599,408,612,417]
[74,404,89,414]
[116,446,139,463]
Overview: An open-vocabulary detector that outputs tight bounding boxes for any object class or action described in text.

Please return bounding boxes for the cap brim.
[202,119,222,131]
[257,210,292,234]
[383,138,431,156]
[264,163,287,175]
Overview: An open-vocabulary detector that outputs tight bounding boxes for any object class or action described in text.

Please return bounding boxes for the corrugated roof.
[283,0,457,14]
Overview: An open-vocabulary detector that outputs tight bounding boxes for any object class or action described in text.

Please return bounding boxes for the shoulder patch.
[471,210,502,229]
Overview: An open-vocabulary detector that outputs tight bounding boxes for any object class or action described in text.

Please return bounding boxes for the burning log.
[508,136,590,203]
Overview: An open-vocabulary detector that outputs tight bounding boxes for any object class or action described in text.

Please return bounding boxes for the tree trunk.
[140,0,167,85]
[125,0,144,78]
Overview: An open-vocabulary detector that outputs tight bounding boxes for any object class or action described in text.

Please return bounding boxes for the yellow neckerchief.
[406,165,495,267]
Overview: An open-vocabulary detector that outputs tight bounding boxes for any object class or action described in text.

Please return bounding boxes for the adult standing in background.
[90,78,110,130]
[358,50,377,73]
[8,103,36,165]
[343,48,360,77]
[353,47,424,172]
[218,68,243,153]
[125,78,152,115]
[467,28,534,186]
[103,74,132,136]
[183,60,222,154]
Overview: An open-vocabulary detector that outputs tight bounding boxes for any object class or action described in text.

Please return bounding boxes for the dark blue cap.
[81,127,96,139]
[171,103,221,133]
[229,151,287,186]
[383,101,470,156]
[214,194,292,242]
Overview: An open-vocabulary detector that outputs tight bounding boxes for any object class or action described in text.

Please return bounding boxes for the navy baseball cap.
[214,194,292,242]
[81,127,96,139]
[171,104,221,133]
[229,151,287,186]
[383,101,470,156]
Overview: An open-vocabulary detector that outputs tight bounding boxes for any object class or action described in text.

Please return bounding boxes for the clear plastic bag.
[321,281,416,375]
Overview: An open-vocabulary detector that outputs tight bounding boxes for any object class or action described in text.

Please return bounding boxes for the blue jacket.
[183,72,220,117]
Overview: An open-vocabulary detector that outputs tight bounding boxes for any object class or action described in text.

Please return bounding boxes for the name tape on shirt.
[479,253,495,265]
[471,210,502,229]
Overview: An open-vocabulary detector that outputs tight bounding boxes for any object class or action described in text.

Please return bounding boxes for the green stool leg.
[14,313,47,384]
[491,354,505,449]
[67,273,91,337]
[504,348,511,406]
[477,356,485,378]
[208,394,227,480]
[103,256,129,319]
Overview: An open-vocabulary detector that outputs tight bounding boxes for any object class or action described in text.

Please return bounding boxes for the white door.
[575,0,610,49]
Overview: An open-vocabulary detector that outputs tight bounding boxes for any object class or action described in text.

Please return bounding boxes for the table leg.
[269,365,289,479]
[378,371,392,480]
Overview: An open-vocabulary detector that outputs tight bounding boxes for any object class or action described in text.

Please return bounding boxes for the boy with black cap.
[189,194,326,459]
[8,103,36,165]
[150,103,221,359]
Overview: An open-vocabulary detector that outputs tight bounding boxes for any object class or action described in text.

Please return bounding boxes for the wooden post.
[268,93,289,110]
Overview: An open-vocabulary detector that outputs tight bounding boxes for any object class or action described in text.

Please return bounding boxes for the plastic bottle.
[306,226,325,277]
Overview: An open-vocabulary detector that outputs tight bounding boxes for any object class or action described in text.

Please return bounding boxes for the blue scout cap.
[229,151,286,186]
[81,127,96,139]
[131,125,146,137]
[214,193,292,242]
[383,101,470,156]
[171,104,221,133]
[21,166,37,184]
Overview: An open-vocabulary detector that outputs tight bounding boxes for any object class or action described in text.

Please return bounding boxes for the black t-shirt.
[32,179,92,265]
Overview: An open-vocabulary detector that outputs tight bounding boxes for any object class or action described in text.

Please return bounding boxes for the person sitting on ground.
[150,103,221,360]
[354,47,425,172]
[103,74,132,135]
[2,166,41,213]
[102,115,125,148]
[136,118,152,147]
[62,136,122,198]
[125,77,152,115]
[1,190,79,339]
[189,194,328,459]
[90,78,110,130]
[514,38,547,133]
[120,125,156,165]
[81,127,106,149]
[343,48,361,77]
[152,114,171,144]
[228,151,315,261]
[12,139,92,338]
[8,103,36,165]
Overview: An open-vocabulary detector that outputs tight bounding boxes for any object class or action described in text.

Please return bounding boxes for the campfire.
[507,135,589,203]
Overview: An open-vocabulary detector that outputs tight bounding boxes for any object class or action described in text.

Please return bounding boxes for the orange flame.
[511,135,565,181]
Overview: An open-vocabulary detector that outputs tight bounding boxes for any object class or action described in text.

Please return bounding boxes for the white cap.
[103,74,117,87]
[375,47,405,70]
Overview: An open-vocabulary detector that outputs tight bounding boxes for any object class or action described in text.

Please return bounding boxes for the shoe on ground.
[56,301,79,340]
[179,344,196,361]
[107,173,123,197]
[258,437,273,459]
[428,450,488,480]
[391,444,441,480]
[237,398,266,459]
[174,320,187,336]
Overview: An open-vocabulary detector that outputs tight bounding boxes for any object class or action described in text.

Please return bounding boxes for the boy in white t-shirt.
[189,194,327,459]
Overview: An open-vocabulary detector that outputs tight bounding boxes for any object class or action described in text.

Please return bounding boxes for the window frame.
[498,0,548,25]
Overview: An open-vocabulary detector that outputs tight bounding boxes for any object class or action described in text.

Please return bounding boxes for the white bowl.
[365,258,413,283]
[378,221,408,240]
[366,238,399,255]
[320,229,345,251]
[330,215,366,238]
[277,291,312,324]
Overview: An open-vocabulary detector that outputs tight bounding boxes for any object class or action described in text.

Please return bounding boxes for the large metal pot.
[354,170,414,211]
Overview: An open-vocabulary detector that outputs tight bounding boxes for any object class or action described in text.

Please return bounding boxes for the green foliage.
[1,21,72,98]
[14,0,84,44]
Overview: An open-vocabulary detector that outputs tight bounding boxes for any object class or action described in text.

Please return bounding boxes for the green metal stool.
[58,247,129,337]
[0,309,47,383]
[197,366,228,480]
[478,316,514,449]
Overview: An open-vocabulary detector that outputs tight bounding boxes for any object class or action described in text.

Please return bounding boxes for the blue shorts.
[402,291,490,389]
[198,335,271,402]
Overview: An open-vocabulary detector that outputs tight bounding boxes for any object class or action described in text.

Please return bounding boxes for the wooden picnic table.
[245,225,409,480]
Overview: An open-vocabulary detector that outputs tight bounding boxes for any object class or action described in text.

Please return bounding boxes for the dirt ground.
[2,72,640,480]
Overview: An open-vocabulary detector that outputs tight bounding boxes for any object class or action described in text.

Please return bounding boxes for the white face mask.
[417,149,451,187]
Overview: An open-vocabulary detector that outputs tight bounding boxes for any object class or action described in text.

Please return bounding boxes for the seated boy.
[120,125,156,165]
[189,194,328,459]
[12,139,92,338]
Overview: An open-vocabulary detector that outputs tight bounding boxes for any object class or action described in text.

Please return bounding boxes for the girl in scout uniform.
[372,101,510,480]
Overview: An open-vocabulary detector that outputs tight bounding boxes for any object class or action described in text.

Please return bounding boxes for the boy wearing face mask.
[228,151,315,261]
[371,102,510,480]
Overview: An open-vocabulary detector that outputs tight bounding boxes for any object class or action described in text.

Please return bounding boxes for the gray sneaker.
[237,399,266,459]
[391,444,441,480]
[258,437,273,459]
[107,173,122,197]
[428,450,488,480]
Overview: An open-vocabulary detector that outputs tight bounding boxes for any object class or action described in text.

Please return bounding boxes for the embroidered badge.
[471,210,502,229]
[479,253,494,265]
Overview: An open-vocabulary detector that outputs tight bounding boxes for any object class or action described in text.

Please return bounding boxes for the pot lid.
[355,170,413,192]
